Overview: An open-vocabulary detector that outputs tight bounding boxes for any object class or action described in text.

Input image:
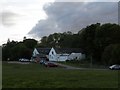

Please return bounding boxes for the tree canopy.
[38,23,120,65]
[2,38,37,61]
[2,23,120,65]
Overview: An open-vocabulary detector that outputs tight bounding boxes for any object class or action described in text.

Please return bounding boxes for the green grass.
[2,61,119,88]
[58,61,108,69]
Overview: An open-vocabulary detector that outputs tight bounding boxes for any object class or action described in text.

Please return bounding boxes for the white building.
[49,48,69,61]
[68,53,85,60]
[32,47,85,62]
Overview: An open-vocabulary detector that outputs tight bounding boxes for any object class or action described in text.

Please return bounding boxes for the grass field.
[58,61,108,69]
[2,61,119,88]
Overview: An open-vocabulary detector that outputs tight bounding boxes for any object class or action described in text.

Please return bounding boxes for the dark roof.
[54,48,84,54]
[36,54,47,58]
[36,48,51,55]
[36,48,85,55]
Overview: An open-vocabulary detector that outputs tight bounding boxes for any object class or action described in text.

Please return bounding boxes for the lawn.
[57,61,108,69]
[2,61,119,88]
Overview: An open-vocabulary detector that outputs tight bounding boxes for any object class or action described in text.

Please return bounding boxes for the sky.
[0,0,119,45]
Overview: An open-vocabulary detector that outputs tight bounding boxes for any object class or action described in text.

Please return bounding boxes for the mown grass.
[2,61,119,88]
[58,61,108,69]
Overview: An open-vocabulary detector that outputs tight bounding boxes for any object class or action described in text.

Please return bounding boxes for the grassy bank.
[2,61,119,88]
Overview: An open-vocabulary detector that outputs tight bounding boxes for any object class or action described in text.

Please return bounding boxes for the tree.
[10,42,33,60]
[2,38,37,61]
[37,36,48,48]
[2,40,18,61]
[95,23,120,62]
[23,39,37,49]
[102,44,120,65]
[3,23,120,64]
[7,38,10,44]
[78,23,101,62]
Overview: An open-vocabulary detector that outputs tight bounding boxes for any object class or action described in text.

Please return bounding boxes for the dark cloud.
[0,11,19,27]
[29,19,61,37]
[28,2,118,38]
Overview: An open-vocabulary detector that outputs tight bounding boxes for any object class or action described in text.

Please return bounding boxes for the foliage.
[102,44,120,65]
[23,39,37,49]
[38,23,120,65]
[2,38,37,61]
[2,40,18,61]
[94,23,120,62]
[10,43,32,60]
[2,23,120,65]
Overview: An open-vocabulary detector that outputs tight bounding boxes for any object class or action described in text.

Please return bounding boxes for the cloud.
[28,2,118,38]
[29,19,61,37]
[55,0,119,2]
[0,11,20,27]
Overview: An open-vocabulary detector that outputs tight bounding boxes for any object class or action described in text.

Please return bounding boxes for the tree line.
[38,23,120,65]
[2,23,120,65]
[2,38,37,61]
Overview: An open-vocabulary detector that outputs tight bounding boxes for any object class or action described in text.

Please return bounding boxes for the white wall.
[55,54,69,61]
[34,47,86,61]
[49,48,57,61]
[49,48,70,61]
[57,55,68,61]
[32,48,39,57]
[68,53,85,60]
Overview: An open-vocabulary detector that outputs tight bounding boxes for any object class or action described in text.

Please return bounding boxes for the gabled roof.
[36,54,47,58]
[54,48,84,54]
[36,48,51,55]
[35,47,85,55]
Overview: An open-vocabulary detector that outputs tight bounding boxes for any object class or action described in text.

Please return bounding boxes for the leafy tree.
[23,39,37,49]
[9,42,33,61]
[95,23,120,62]
[102,44,120,65]
[2,23,120,64]
[2,38,37,61]
[78,23,101,61]
[2,40,18,61]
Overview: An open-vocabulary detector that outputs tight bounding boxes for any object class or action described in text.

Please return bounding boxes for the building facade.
[32,47,85,62]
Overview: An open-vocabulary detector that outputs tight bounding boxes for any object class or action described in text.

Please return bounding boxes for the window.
[52,51,54,55]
